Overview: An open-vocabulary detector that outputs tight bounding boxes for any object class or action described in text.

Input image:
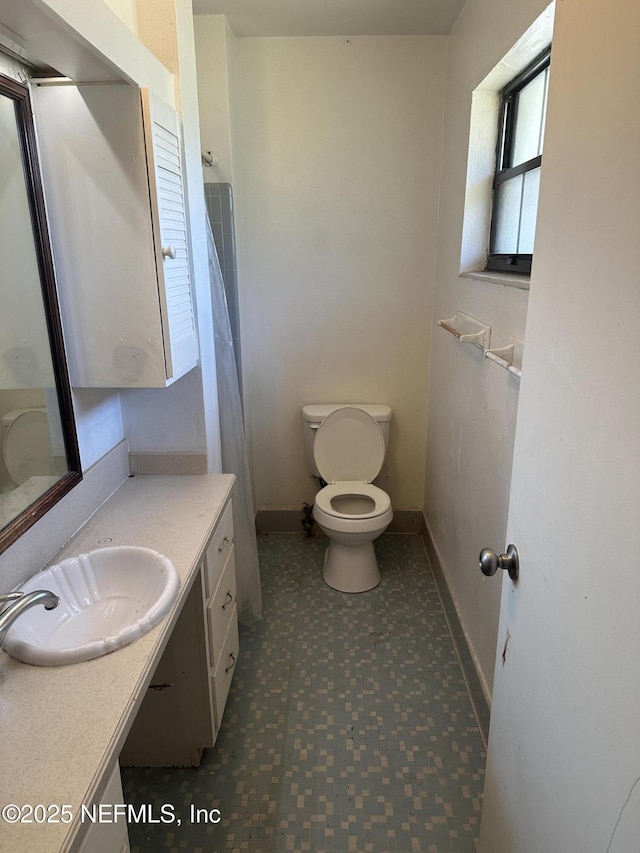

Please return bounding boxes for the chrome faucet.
[0,590,60,646]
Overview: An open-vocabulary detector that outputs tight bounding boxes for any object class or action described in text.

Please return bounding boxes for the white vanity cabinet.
[0,475,238,853]
[32,83,198,388]
[120,498,239,767]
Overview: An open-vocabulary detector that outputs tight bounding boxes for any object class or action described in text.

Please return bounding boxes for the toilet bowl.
[2,408,51,487]
[303,405,393,593]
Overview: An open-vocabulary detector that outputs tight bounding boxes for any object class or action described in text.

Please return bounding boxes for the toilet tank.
[302,404,392,478]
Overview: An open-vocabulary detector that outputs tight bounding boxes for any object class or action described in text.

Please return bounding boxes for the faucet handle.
[0,589,59,647]
[0,592,24,612]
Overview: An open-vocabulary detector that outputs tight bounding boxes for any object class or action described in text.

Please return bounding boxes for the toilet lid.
[4,409,51,485]
[313,406,385,484]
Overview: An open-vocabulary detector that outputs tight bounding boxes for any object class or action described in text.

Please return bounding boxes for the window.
[487,47,551,275]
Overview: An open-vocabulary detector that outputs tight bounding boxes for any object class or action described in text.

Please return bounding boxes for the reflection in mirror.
[0,71,81,553]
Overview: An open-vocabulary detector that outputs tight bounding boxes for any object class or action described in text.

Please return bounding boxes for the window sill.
[460,270,530,290]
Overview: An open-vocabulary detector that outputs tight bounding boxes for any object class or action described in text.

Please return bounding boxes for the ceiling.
[191,0,468,37]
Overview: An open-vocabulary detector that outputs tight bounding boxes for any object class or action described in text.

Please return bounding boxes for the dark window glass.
[487,48,551,274]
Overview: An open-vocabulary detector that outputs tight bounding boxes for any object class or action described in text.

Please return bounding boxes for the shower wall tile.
[206,190,222,225]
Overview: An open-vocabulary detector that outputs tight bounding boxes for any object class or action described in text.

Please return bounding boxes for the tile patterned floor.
[123,533,485,852]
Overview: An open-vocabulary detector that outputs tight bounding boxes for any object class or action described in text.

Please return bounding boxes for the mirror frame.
[0,72,82,555]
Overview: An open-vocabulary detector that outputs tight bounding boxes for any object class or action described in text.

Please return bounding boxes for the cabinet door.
[120,569,215,767]
[141,89,198,381]
[32,83,197,387]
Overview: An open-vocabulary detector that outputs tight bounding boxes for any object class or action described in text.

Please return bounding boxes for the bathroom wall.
[195,28,448,512]
[424,0,551,699]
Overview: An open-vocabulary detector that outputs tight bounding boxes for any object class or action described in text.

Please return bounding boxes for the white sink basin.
[3,547,180,666]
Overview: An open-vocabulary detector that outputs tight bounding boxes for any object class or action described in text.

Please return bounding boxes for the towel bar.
[437,312,491,351]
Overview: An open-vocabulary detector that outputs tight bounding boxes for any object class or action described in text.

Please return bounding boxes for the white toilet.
[302,404,393,593]
[2,408,51,487]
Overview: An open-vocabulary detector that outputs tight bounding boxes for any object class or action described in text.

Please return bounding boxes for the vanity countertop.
[0,473,235,853]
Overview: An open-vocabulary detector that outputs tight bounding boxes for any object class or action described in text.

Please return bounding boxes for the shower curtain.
[206,213,262,623]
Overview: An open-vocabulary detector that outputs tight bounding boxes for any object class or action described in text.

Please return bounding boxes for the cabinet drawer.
[212,611,239,726]
[207,545,237,664]
[204,501,234,597]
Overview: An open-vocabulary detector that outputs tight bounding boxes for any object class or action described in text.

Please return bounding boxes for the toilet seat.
[313,406,385,485]
[313,407,391,535]
[314,481,391,520]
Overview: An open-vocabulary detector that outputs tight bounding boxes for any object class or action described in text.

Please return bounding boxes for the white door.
[479,2,640,851]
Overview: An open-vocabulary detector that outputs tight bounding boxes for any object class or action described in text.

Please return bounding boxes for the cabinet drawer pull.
[225,652,236,674]
[162,245,176,260]
[218,536,230,553]
[221,590,234,611]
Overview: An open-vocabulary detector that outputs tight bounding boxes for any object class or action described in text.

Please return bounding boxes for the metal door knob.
[479,544,519,580]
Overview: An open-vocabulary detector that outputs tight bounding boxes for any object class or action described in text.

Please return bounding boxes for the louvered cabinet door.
[142,89,199,381]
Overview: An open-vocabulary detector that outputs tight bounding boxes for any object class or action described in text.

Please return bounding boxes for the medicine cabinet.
[33,83,198,388]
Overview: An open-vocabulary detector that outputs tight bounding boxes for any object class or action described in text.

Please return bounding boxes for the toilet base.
[322,540,381,593]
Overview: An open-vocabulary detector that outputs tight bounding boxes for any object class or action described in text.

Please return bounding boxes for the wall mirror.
[0,71,81,554]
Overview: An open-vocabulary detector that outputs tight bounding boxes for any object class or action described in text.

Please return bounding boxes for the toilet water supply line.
[302,503,314,536]
[302,476,327,535]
